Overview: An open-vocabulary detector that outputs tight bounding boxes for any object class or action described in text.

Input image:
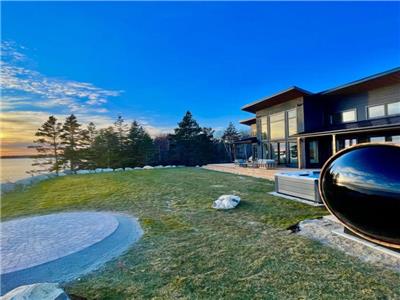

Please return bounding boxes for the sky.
[1,2,400,156]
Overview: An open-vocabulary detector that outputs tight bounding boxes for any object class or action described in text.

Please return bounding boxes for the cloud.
[1,41,122,115]
[0,41,175,156]
[141,124,173,137]
[334,165,400,194]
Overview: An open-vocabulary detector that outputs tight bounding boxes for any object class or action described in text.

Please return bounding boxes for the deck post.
[297,137,306,169]
[332,134,337,155]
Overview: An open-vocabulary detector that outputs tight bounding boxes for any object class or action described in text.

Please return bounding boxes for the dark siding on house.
[303,83,400,132]
[303,95,326,133]
[325,83,400,122]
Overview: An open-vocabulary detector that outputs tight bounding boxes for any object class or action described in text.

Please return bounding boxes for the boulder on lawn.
[125,167,133,171]
[102,168,113,173]
[134,167,142,170]
[95,168,103,173]
[2,283,70,300]
[212,195,241,210]
[114,168,124,172]
[154,165,164,169]
[143,166,154,170]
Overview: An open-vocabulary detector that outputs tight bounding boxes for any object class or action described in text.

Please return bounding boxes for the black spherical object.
[319,143,400,249]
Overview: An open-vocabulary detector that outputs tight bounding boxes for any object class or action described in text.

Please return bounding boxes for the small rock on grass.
[212,195,241,210]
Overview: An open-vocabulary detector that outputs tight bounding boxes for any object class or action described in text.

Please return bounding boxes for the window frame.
[287,108,297,136]
[340,108,357,123]
[269,111,286,141]
[387,101,400,116]
[260,116,268,140]
[366,104,386,120]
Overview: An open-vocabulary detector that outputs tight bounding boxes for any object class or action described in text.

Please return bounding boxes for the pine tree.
[174,111,202,139]
[87,122,97,141]
[221,122,241,161]
[154,135,170,164]
[126,121,155,166]
[60,114,86,173]
[197,127,215,165]
[29,116,63,175]
[169,111,214,166]
[91,127,120,168]
[81,122,98,170]
[114,116,129,167]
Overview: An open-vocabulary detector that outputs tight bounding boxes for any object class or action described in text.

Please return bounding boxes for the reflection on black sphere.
[320,144,400,247]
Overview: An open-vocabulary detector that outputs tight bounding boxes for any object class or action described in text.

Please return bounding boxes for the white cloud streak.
[1,41,122,114]
[0,41,174,155]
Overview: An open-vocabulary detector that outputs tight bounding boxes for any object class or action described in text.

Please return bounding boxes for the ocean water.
[0,158,37,183]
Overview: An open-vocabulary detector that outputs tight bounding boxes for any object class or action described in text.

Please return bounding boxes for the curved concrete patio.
[0,212,143,295]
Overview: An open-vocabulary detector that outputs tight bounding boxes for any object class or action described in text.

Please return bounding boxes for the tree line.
[30,111,245,175]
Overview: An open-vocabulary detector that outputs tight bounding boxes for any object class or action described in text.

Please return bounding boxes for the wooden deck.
[202,163,298,181]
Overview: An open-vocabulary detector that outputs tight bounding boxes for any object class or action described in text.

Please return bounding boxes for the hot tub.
[274,170,321,203]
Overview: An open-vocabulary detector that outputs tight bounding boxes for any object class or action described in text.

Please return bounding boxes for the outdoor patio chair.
[235,159,247,167]
[265,159,277,169]
[257,159,266,168]
[249,160,259,168]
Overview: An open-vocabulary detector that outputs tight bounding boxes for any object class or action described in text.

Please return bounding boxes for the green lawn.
[2,168,400,299]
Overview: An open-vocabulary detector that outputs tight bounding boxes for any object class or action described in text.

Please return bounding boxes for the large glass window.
[260,116,268,139]
[269,112,285,140]
[279,142,286,164]
[370,136,385,143]
[337,138,357,151]
[252,144,258,160]
[388,101,400,115]
[368,105,385,119]
[341,109,357,123]
[309,141,319,164]
[333,109,357,124]
[262,143,269,159]
[271,143,279,161]
[250,124,257,137]
[390,135,400,144]
[289,142,298,166]
[287,109,297,136]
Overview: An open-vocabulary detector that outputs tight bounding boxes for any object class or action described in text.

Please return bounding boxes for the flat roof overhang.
[240,117,256,126]
[241,86,312,113]
[294,123,400,139]
[321,67,400,96]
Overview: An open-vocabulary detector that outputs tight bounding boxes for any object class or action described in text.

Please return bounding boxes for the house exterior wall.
[303,83,400,132]
[244,80,400,168]
[323,83,400,126]
[250,97,304,166]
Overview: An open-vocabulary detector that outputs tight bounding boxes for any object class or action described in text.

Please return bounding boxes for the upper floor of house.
[240,67,400,140]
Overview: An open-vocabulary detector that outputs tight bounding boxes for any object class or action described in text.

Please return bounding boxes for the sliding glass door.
[288,142,298,166]
[271,142,287,165]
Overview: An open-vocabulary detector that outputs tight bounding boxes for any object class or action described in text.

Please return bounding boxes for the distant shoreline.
[0,156,38,159]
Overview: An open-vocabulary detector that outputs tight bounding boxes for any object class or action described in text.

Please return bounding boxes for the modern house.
[239,67,400,169]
